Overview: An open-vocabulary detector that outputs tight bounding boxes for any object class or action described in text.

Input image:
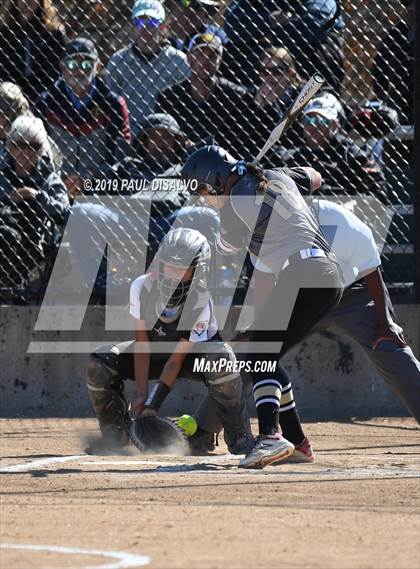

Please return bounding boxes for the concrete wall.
[0,305,419,420]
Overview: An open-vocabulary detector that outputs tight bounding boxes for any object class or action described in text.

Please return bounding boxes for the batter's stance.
[181,145,344,468]
[185,198,420,464]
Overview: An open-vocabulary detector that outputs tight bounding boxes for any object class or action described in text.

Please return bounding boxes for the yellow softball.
[177,414,198,437]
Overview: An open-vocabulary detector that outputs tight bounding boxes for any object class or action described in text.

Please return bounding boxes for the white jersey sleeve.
[351,224,381,279]
[129,274,149,320]
[316,200,381,286]
[189,297,218,343]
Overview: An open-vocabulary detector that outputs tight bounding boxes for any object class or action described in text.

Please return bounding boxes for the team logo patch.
[154,325,166,336]
[193,321,208,336]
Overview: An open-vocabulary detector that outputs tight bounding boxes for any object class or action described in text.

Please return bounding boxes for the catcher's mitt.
[130,416,189,455]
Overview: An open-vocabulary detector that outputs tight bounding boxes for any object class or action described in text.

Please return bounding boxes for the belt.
[281,248,329,271]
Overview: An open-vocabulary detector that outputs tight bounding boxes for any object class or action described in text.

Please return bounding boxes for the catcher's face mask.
[158,263,195,308]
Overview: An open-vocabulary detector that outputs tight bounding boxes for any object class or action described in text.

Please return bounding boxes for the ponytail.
[245,163,268,194]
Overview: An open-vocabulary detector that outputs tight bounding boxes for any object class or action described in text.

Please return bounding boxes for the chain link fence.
[0,0,415,304]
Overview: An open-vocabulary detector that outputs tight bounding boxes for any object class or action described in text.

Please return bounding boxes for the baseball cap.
[140,113,185,137]
[64,37,98,60]
[132,0,165,23]
[303,93,344,122]
[188,32,223,55]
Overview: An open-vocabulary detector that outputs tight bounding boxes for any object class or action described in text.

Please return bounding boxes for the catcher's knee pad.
[201,341,238,383]
[86,355,128,432]
[90,343,122,372]
[202,343,254,454]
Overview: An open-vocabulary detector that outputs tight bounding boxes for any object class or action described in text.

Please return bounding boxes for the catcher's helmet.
[181,145,239,195]
[156,227,211,308]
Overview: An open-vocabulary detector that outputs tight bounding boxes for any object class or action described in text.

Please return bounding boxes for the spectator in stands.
[347,101,399,171]
[271,0,344,90]
[372,0,414,124]
[253,46,304,155]
[222,0,344,90]
[0,0,66,99]
[69,112,218,296]
[106,0,190,137]
[278,92,383,196]
[0,82,30,169]
[156,32,256,158]
[255,47,302,112]
[166,0,227,52]
[1,81,62,173]
[36,37,131,199]
[0,115,69,287]
[128,112,192,178]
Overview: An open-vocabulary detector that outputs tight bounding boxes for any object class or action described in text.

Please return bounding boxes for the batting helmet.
[181,145,239,195]
[156,227,211,308]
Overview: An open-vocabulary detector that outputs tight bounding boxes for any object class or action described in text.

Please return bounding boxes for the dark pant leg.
[326,287,420,423]
[250,258,343,356]
[248,258,343,434]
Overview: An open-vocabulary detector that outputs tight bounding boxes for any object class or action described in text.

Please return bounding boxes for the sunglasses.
[303,114,332,126]
[132,17,161,29]
[64,58,95,72]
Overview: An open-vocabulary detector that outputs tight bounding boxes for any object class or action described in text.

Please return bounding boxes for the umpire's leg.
[326,286,420,423]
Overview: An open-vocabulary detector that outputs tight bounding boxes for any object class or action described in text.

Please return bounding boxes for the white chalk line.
[0,543,150,569]
[78,460,420,479]
[1,455,419,480]
[0,453,237,473]
[81,454,238,466]
[0,455,84,473]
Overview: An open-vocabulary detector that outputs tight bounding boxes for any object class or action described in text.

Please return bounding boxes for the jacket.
[106,43,190,137]
[35,77,131,180]
[0,153,70,247]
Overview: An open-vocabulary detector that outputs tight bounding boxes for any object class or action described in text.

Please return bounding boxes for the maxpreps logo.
[193,358,277,374]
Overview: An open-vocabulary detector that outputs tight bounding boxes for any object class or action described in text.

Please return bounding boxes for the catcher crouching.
[85,227,254,455]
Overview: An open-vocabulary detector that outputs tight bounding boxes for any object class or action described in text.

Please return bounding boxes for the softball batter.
[181,145,344,468]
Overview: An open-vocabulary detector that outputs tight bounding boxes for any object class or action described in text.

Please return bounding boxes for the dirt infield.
[1,418,419,569]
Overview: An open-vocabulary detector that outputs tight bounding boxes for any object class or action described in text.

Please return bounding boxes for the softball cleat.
[238,433,294,469]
